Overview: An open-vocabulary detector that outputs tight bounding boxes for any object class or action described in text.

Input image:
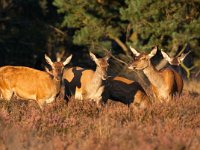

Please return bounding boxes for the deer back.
[103,76,151,109]
[0,66,57,100]
[63,67,95,97]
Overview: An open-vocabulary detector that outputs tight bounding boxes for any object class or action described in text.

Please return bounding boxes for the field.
[0,80,200,150]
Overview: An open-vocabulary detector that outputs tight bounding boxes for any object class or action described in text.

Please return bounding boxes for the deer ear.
[89,52,98,62]
[63,54,72,66]
[161,50,172,62]
[148,46,157,58]
[178,51,191,63]
[45,54,53,66]
[104,51,111,61]
[130,46,140,56]
[45,66,53,75]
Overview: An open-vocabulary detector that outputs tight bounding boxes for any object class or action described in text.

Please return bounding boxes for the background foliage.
[0,0,200,76]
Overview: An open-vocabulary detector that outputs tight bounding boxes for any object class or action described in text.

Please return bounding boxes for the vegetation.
[0,1,200,148]
[0,1,200,72]
[0,80,200,149]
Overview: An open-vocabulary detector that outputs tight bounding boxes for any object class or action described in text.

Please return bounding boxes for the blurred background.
[0,0,199,79]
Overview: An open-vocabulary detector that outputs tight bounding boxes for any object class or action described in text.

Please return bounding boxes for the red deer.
[102,76,151,109]
[63,52,110,104]
[161,50,190,66]
[0,54,72,109]
[128,46,183,102]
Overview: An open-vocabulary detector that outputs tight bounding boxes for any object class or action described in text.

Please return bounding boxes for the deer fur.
[63,52,110,104]
[0,54,72,109]
[128,46,183,102]
[102,76,151,109]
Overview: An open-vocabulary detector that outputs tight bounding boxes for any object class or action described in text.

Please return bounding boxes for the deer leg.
[1,89,13,101]
[45,96,55,104]
[94,86,104,105]
[75,87,83,101]
[37,99,45,110]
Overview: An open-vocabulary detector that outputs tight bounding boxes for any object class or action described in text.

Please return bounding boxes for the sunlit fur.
[63,53,110,104]
[0,54,72,109]
[128,47,183,102]
[103,76,151,109]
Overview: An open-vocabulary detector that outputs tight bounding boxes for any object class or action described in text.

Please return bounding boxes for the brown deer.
[63,52,110,104]
[161,50,190,66]
[128,46,183,102]
[102,76,151,109]
[0,54,72,109]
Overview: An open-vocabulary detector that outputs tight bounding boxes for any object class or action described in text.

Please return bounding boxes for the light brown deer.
[63,52,110,104]
[0,54,72,109]
[102,76,151,109]
[128,46,183,102]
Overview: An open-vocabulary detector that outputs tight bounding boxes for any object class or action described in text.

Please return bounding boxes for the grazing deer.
[63,52,110,104]
[0,54,72,109]
[128,46,183,102]
[102,76,151,109]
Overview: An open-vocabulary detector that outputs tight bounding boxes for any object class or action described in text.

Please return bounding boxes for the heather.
[0,81,199,150]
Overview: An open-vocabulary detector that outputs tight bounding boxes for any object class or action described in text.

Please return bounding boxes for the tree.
[53,0,129,55]
[0,0,61,68]
[120,0,200,60]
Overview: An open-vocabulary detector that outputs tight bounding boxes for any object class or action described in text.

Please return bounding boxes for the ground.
[0,80,200,150]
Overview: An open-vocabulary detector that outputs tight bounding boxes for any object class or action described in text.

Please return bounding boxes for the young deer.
[102,76,151,109]
[63,52,110,104]
[128,46,183,102]
[0,54,72,109]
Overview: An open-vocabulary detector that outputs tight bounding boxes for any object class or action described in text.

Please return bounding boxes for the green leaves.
[53,0,125,54]
[53,0,200,60]
[120,0,200,55]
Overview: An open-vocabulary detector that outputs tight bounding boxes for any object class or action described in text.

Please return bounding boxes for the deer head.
[161,50,190,66]
[89,52,110,80]
[45,54,72,80]
[128,46,157,70]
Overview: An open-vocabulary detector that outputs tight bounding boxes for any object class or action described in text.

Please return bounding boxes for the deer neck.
[53,77,62,94]
[92,66,104,86]
[85,66,104,99]
[143,62,164,89]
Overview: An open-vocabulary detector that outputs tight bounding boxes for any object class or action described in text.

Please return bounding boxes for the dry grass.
[0,82,200,150]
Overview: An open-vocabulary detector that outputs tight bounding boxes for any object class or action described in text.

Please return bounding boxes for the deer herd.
[0,46,189,110]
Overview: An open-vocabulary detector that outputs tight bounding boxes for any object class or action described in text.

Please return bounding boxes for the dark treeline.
[0,0,200,78]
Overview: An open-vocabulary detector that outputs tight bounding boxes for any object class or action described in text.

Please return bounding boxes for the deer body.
[63,52,110,104]
[0,54,72,109]
[143,63,183,102]
[64,67,104,103]
[103,76,151,109]
[128,46,183,102]
[0,66,58,104]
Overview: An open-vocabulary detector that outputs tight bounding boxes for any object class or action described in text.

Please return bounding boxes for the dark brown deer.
[102,76,151,109]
